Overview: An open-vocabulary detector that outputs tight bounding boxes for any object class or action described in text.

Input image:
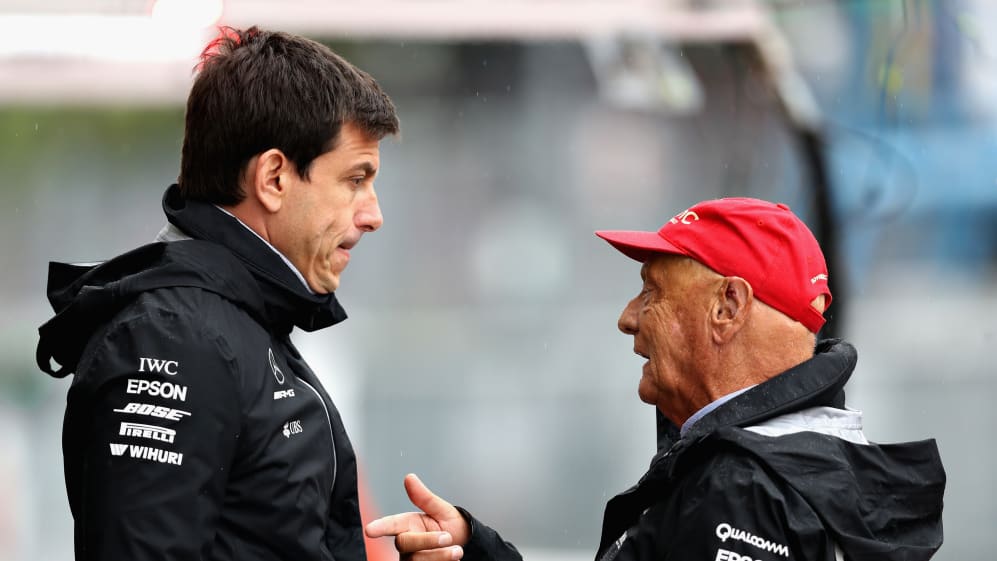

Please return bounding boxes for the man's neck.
[679,385,757,437]
[213,205,315,295]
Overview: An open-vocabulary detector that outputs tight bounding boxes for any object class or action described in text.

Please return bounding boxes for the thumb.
[404,473,455,520]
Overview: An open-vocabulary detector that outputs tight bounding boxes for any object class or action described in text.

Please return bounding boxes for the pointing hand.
[365,474,469,561]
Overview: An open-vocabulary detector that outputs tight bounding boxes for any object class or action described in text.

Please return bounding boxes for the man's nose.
[357,191,384,232]
[618,297,639,335]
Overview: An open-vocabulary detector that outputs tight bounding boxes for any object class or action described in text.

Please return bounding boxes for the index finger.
[366,513,429,538]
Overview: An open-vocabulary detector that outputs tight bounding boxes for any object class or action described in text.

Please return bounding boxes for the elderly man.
[365,198,946,561]
[36,27,397,560]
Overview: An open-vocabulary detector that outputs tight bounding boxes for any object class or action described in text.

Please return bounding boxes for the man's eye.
[350,177,364,186]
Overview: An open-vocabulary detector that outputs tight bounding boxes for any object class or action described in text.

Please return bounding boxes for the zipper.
[279,338,338,490]
[296,374,338,487]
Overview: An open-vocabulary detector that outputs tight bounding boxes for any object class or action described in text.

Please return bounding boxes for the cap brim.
[595,230,685,263]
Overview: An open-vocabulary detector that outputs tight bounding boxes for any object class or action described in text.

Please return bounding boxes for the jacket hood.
[743,428,946,561]
[37,184,347,378]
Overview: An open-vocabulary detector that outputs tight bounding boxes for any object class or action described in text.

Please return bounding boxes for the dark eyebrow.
[347,161,377,176]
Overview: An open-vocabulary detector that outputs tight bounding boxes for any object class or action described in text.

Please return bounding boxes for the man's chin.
[306,274,339,294]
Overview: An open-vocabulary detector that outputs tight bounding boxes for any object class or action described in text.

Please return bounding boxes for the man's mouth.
[337,240,358,258]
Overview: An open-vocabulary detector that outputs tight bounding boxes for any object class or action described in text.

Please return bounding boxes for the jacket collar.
[685,338,855,439]
[654,339,855,457]
[162,184,347,334]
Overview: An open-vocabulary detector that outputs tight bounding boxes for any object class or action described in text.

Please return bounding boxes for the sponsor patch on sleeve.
[715,522,789,559]
[109,443,184,466]
[113,402,191,422]
[119,421,176,444]
[125,378,188,402]
[138,357,180,376]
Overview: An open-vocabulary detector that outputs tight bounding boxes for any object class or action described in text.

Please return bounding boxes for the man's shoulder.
[72,284,269,400]
[667,427,873,525]
[127,280,248,317]
[617,438,818,561]
[705,424,861,475]
[113,284,266,350]
[82,289,240,355]
[661,429,824,511]
[677,436,784,491]
[114,239,265,330]
[66,240,271,381]
[657,426,847,507]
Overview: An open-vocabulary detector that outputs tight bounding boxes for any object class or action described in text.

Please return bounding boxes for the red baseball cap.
[595,197,831,333]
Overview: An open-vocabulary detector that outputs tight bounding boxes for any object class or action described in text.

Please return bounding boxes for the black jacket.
[461,340,946,561]
[37,185,366,561]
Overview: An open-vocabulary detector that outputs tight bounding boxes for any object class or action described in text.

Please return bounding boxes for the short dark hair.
[179,26,399,205]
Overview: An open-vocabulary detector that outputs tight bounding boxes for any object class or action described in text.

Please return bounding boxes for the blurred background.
[1,0,994,559]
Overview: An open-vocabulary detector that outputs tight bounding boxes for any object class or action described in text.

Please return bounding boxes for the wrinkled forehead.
[641,254,719,282]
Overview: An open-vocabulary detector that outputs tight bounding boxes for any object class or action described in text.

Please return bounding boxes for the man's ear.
[711,276,753,345]
[247,149,291,213]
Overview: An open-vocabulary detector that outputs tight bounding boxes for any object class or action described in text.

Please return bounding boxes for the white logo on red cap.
[669,210,700,225]
[811,274,828,284]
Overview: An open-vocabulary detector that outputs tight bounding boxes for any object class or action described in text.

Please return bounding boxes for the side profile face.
[269,121,384,293]
[617,254,718,416]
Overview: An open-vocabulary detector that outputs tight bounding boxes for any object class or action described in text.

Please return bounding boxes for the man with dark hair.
[36,27,398,560]
[365,198,946,561]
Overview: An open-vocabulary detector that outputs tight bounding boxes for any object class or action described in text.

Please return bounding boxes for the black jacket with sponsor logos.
[37,184,366,561]
[459,340,946,561]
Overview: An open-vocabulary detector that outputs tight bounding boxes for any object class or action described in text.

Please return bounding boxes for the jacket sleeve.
[65,308,243,560]
[456,507,523,561]
[610,453,834,561]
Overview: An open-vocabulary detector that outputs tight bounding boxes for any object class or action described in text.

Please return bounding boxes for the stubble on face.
[279,123,382,294]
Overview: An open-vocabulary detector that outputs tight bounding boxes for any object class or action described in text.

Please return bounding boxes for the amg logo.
[113,402,191,422]
[139,357,179,375]
[273,389,295,400]
[282,420,303,438]
[119,422,176,444]
[109,443,183,466]
[126,378,188,402]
